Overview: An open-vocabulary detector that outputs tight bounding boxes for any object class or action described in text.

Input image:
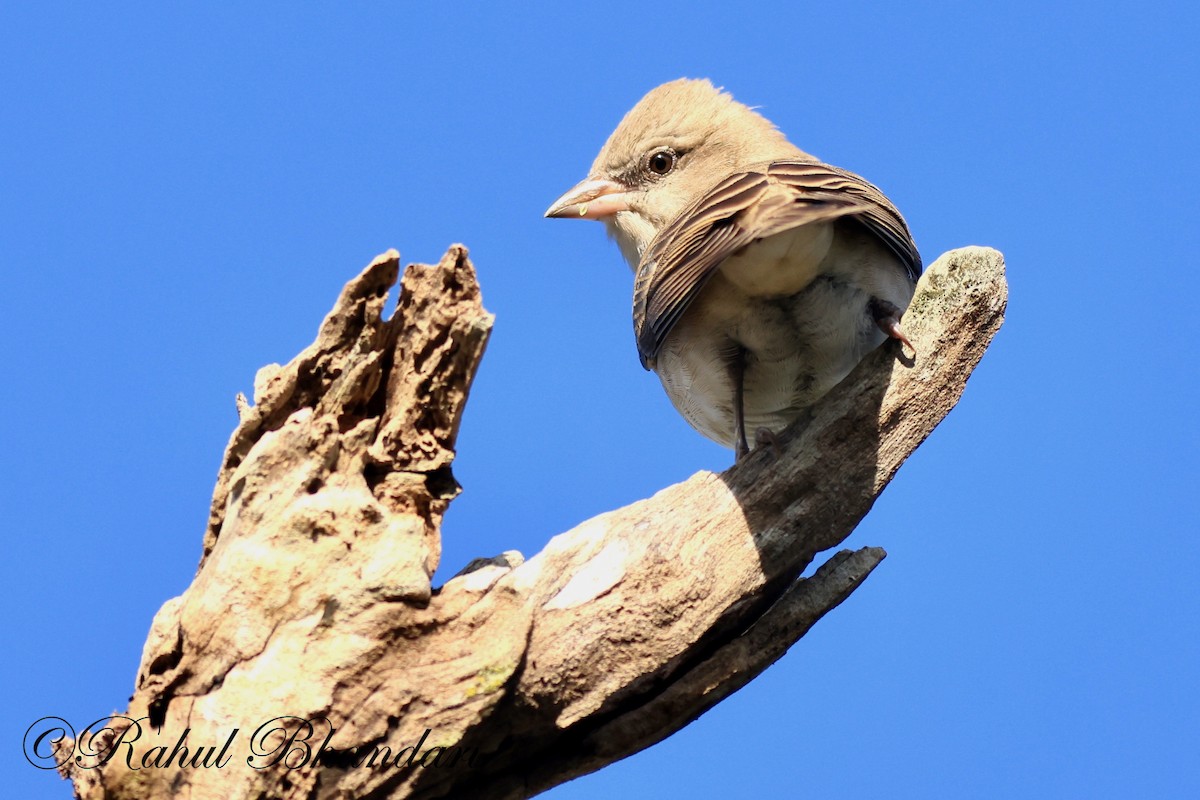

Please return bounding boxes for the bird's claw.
[754,427,783,460]
[870,297,915,353]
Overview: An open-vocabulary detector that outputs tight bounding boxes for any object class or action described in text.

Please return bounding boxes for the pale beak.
[544,178,631,220]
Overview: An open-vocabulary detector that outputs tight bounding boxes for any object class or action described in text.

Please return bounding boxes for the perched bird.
[546,79,921,459]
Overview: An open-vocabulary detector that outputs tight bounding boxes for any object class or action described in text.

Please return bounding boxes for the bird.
[545,79,921,460]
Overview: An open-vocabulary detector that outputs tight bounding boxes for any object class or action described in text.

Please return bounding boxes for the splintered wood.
[61,246,1006,800]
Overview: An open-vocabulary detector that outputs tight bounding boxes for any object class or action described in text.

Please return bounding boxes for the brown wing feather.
[768,161,921,282]
[633,159,920,367]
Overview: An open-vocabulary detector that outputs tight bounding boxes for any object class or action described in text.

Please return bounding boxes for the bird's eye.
[646,149,677,176]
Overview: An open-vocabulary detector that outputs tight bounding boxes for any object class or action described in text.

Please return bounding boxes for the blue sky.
[4,3,1197,798]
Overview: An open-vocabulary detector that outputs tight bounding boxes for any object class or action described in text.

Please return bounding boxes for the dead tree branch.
[58,245,1006,800]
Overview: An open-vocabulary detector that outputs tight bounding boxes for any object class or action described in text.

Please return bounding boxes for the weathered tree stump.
[56,245,1006,800]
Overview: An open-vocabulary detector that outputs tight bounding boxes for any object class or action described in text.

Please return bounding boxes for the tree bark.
[55,244,1007,800]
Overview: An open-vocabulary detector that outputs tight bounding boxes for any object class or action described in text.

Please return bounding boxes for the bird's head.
[545,78,805,269]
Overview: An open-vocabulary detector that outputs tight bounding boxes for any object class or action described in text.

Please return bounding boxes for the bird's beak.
[544,178,630,220]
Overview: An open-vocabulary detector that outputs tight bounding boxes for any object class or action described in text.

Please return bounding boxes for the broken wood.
[55,244,1006,800]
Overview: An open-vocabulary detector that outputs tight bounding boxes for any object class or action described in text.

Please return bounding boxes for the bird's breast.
[651,240,912,449]
[717,223,834,297]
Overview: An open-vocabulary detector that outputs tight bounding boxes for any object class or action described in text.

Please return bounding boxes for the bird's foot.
[754,427,783,460]
[734,428,783,463]
[869,297,914,353]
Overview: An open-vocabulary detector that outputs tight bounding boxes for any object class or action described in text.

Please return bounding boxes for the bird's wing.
[767,161,922,284]
[633,159,921,368]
